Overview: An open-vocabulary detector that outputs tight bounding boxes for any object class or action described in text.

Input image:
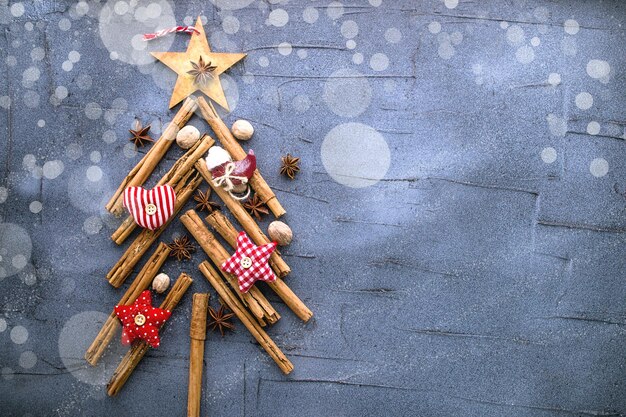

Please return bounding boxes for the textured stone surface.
[1,0,625,416]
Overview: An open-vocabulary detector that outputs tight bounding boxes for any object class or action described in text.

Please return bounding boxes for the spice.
[231,120,254,141]
[152,273,170,293]
[187,56,217,87]
[129,120,154,148]
[176,125,200,149]
[208,305,235,336]
[242,194,269,221]
[268,221,293,246]
[168,235,196,261]
[194,189,220,212]
[279,154,300,179]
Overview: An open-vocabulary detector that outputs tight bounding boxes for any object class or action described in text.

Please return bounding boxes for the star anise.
[167,235,196,261]
[208,305,235,337]
[194,189,220,212]
[187,56,217,87]
[129,120,154,148]
[280,154,300,179]
[243,194,269,221]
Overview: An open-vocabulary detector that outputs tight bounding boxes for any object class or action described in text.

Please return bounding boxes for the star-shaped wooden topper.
[151,17,246,110]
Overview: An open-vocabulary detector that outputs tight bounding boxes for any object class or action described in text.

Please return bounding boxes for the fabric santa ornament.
[205,146,256,200]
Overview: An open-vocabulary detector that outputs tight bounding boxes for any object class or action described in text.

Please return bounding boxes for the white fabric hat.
[205,146,232,170]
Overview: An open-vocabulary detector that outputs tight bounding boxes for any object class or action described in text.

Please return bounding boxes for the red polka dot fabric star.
[221,231,277,293]
[114,290,171,348]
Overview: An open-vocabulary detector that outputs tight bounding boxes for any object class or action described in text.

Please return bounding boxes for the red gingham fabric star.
[221,231,277,293]
[114,290,171,348]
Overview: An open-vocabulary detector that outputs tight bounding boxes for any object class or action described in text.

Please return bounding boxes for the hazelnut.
[268,221,292,246]
[176,125,200,149]
[231,120,254,141]
[152,273,170,294]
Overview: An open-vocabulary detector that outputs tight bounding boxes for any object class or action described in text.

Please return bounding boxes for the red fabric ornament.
[123,185,176,231]
[221,231,277,293]
[114,290,171,348]
[210,149,257,189]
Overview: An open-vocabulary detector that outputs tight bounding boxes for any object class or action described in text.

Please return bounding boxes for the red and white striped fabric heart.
[123,185,176,230]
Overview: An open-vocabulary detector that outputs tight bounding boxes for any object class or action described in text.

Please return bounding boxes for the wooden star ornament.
[151,17,246,110]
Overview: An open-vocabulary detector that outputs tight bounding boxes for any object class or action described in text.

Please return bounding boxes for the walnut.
[152,273,170,293]
[231,119,254,141]
[267,221,292,246]
[176,125,200,149]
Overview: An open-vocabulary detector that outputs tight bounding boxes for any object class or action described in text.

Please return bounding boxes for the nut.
[267,221,292,246]
[176,125,200,149]
[231,120,254,141]
[152,273,170,294]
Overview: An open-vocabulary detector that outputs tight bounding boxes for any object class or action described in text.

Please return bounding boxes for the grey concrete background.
[1,0,625,416]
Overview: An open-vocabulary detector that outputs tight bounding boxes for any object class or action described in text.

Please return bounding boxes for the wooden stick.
[196,96,286,218]
[199,262,293,374]
[180,209,279,326]
[195,160,290,278]
[106,97,198,216]
[111,134,214,245]
[204,206,290,278]
[107,170,203,288]
[206,211,312,322]
[85,243,171,366]
[187,293,209,417]
[107,273,193,397]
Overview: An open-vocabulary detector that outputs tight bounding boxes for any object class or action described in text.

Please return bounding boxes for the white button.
[134,313,146,326]
[240,256,252,269]
[145,204,157,215]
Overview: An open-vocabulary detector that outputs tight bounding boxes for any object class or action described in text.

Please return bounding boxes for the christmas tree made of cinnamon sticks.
[84,94,312,400]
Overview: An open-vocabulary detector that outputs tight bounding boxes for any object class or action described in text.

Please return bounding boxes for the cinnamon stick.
[107,273,193,396]
[85,242,171,366]
[107,170,203,288]
[180,209,279,326]
[199,261,293,374]
[106,97,198,216]
[195,160,290,278]
[111,134,214,245]
[196,96,286,218]
[187,293,209,417]
[206,211,312,322]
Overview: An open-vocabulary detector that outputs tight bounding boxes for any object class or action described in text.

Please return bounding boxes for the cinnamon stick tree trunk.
[187,293,209,417]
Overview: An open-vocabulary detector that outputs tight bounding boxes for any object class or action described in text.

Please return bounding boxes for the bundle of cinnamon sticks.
[89,95,312,408]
